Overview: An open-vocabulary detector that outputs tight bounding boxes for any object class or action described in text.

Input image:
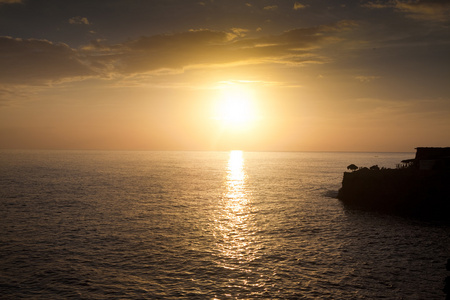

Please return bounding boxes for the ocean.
[1,150,449,299]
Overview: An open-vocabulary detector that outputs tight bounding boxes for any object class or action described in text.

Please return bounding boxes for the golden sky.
[1,0,449,151]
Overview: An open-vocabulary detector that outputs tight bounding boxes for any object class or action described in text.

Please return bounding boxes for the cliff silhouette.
[337,148,450,221]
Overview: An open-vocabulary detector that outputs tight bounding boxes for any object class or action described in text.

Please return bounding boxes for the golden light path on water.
[214,150,261,273]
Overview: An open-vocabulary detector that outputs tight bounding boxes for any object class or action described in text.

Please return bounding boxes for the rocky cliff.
[337,167,450,221]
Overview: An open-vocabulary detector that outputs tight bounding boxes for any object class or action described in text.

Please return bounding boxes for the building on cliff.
[413,147,450,170]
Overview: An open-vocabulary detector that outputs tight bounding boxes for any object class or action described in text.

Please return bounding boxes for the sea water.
[0,150,449,299]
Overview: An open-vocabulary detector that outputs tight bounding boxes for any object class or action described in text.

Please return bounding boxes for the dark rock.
[444,276,450,294]
[337,167,450,221]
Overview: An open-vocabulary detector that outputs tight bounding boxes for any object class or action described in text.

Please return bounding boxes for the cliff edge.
[337,148,450,221]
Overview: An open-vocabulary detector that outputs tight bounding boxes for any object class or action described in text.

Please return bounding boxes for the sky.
[0,0,449,152]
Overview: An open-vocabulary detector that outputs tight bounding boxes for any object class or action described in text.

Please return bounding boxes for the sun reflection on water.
[214,150,259,267]
[226,150,248,207]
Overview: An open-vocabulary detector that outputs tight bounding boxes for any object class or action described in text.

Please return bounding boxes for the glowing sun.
[214,84,257,128]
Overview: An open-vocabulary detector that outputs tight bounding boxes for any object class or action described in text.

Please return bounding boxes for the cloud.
[263,5,278,11]
[69,16,90,25]
[229,27,249,39]
[293,2,307,10]
[108,22,356,74]
[0,85,37,106]
[0,0,22,3]
[0,21,358,85]
[362,1,391,9]
[396,0,450,21]
[0,36,94,84]
[363,0,450,22]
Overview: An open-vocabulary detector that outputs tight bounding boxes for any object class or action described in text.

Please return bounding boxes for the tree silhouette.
[347,164,358,171]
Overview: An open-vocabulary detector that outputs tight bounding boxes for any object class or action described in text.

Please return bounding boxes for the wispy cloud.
[263,5,278,11]
[363,0,450,22]
[0,37,93,84]
[293,2,307,11]
[0,0,22,4]
[396,0,450,22]
[69,16,90,25]
[362,1,391,9]
[229,28,249,39]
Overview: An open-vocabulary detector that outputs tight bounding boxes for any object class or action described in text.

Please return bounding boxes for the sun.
[214,84,257,128]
